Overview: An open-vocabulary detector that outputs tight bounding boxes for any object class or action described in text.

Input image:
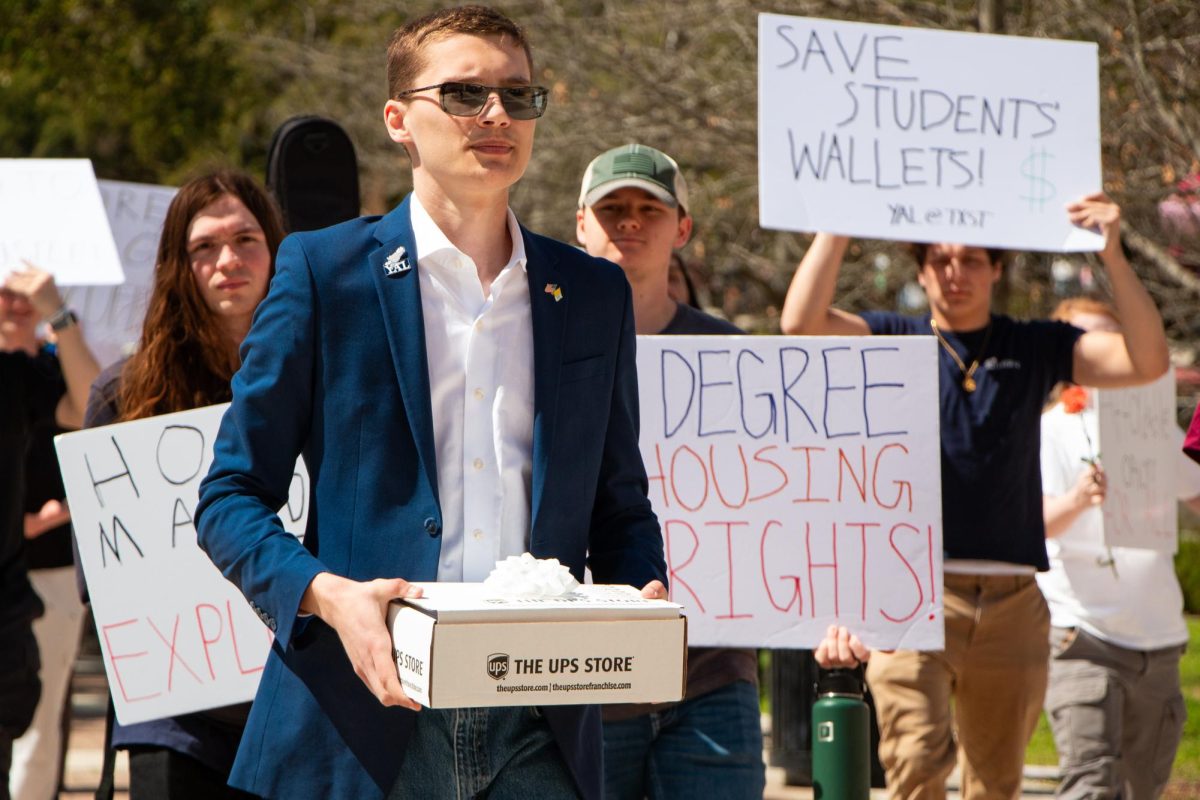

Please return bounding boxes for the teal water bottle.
[812,665,870,800]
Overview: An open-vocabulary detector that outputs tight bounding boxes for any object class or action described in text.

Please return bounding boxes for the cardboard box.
[388,584,687,708]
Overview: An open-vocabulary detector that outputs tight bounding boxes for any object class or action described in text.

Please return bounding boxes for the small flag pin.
[544,283,563,302]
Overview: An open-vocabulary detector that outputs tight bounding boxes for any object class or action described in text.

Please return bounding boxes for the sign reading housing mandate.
[758,14,1102,252]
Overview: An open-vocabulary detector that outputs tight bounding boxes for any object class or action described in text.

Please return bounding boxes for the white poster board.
[56,404,309,724]
[758,14,1102,252]
[0,159,125,284]
[636,336,943,650]
[1096,372,1178,552]
[62,180,178,368]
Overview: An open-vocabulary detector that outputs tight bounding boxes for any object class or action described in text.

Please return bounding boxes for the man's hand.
[640,579,667,600]
[1070,462,1107,509]
[814,624,870,669]
[1066,193,1122,260]
[24,499,71,539]
[4,264,65,320]
[301,573,424,710]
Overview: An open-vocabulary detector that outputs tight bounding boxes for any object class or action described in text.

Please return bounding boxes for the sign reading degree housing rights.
[636,336,944,651]
[56,404,309,724]
[758,14,1102,252]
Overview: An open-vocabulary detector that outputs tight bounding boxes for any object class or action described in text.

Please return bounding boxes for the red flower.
[1061,385,1089,414]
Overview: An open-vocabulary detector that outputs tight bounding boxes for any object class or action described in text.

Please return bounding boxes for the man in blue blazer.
[195,7,667,799]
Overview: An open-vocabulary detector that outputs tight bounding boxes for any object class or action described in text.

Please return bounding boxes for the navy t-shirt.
[860,312,1082,570]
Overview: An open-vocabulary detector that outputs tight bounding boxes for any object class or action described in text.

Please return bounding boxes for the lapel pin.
[384,246,411,277]
[544,283,563,302]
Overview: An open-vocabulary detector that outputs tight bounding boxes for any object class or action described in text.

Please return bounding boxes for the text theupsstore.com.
[495,681,632,694]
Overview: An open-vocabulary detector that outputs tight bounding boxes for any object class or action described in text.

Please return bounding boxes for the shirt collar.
[410,193,527,275]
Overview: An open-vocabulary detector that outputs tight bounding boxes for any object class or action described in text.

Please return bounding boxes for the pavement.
[58,652,1056,799]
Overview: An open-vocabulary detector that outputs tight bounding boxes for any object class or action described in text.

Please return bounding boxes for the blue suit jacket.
[196,196,666,799]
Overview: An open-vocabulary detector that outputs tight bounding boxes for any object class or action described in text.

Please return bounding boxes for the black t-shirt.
[1,349,65,625]
[24,414,74,571]
[860,312,1081,570]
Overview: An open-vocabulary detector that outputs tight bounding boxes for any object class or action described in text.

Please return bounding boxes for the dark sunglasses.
[395,81,549,120]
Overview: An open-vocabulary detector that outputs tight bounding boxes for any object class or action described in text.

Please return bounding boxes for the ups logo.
[487,653,509,680]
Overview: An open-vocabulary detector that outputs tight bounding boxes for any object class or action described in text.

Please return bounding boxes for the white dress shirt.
[1038,402,1194,649]
[411,195,535,581]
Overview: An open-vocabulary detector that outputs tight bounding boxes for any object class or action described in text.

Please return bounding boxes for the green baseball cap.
[579,144,689,213]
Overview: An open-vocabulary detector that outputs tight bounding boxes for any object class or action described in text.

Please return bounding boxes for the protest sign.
[0,159,125,284]
[636,336,943,650]
[56,404,309,725]
[62,180,178,368]
[1096,372,1178,552]
[758,14,1102,252]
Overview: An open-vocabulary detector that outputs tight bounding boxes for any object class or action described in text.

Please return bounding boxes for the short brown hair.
[907,242,1005,271]
[387,6,533,99]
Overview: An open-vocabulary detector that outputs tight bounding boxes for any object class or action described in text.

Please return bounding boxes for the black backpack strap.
[93,696,116,800]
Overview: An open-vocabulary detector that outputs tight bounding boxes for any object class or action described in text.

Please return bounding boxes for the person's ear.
[674,213,693,249]
[575,207,588,247]
[384,100,412,147]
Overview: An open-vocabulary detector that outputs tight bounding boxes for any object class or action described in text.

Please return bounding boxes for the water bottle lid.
[816,665,865,697]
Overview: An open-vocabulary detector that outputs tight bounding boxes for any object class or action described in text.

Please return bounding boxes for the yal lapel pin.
[383,246,411,277]
[543,283,563,302]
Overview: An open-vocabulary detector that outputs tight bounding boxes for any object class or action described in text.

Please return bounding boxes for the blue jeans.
[388,706,578,799]
[602,681,765,800]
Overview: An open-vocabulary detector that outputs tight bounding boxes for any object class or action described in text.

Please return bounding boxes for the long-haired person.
[85,170,284,800]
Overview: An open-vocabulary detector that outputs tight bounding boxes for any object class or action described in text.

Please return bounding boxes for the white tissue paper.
[483,552,580,598]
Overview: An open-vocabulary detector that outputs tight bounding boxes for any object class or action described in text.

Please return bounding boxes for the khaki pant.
[866,574,1049,800]
[1045,627,1185,799]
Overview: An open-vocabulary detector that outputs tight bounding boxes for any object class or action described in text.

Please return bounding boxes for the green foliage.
[1176,533,1200,615]
[0,0,249,181]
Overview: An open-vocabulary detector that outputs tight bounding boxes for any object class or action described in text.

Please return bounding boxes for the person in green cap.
[576,143,765,799]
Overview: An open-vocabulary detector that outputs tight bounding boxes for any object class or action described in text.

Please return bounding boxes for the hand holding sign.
[2,263,65,320]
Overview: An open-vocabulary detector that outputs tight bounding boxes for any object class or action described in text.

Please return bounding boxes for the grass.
[1025,616,1200,786]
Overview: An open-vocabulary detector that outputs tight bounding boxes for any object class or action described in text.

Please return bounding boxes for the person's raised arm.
[1069,195,1170,388]
[4,265,101,428]
[780,233,872,336]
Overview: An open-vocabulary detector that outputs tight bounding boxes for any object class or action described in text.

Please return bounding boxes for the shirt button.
[472,458,484,471]
[474,320,484,331]
[423,517,440,537]
[472,529,484,541]
[473,388,485,401]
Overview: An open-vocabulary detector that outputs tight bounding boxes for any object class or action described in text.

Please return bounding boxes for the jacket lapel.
[524,230,565,536]
[368,197,439,506]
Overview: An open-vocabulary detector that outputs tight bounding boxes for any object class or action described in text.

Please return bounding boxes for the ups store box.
[387,583,686,708]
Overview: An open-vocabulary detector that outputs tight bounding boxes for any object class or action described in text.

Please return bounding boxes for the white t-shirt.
[1038,402,1196,649]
